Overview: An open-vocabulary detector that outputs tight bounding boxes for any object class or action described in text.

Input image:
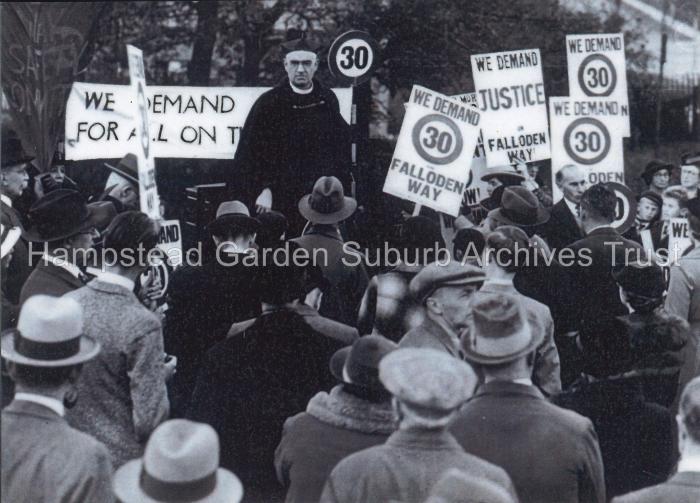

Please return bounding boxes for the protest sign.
[470,48,551,166]
[1,2,105,170]
[566,33,630,136]
[669,217,692,261]
[549,96,626,201]
[383,85,481,216]
[604,182,636,234]
[65,84,353,160]
[156,219,183,267]
[328,30,379,85]
[127,45,161,220]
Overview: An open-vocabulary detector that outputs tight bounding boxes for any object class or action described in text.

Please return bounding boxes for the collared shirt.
[290,81,314,95]
[1,193,13,207]
[96,270,135,291]
[43,253,82,280]
[484,377,534,386]
[585,224,614,234]
[564,197,580,221]
[677,454,700,473]
[14,392,65,417]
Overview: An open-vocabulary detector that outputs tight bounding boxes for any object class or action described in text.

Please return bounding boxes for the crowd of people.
[3,32,700,503]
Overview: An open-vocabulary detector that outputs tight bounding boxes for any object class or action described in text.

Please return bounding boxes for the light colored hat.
[424,468,515,503]
[379,348,477,413]
[114,419,243,503]
[208,200,260,236]
[1,295,100,367]
[461,292,543,365]
[1,222,21,259]
[409,261,485,303]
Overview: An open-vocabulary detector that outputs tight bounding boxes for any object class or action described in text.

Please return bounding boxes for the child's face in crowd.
[662,197,682,220]
[637,198,659,222]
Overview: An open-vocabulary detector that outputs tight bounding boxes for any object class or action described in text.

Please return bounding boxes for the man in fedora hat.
[19,189,106,307]
[479,166,526,213]
[113,419,243,503]
[320,348,517,503]
[1,295,114,503]
[1,132,33,304]
[566,184,644,331]
[452,292,605,503]
[481,185,550,235]
[188,241,357,501]
[231,30,351,236]
[541,164,588,252]
[399,261,485,357]
[66,211,174,468]
[291,175,368,326]
[612,376,700,503]
[165,200,262,415]
[101,153,140,212]
[641,159,672,196]
[275,335,397,503]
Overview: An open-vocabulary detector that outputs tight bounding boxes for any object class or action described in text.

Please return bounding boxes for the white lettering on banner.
[65,84,353,160]
[383,85,481,216]
[566,33,630,136]
[549,96,626,202]
[470,48,551,167]
[127,45,161,221]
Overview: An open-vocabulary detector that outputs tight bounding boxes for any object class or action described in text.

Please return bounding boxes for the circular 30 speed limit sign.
[411,114,463,165]
[328,30,379,85]
[563,117,611,165]
[577,54,617,97]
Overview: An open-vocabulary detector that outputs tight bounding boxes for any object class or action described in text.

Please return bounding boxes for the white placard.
[669,217,692,260]
[549,96,626,201]
[156,219,183,266]
[65,84,353,160]
[566,33,630,136]
[470,48,551,166]
[383,85,481,216]
[127,45,161,220]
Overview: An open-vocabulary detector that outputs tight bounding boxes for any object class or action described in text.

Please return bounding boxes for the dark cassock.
[230,35,351,236]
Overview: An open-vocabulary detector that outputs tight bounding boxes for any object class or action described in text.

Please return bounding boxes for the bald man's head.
[680,376,700,444]
[556,164,588,204]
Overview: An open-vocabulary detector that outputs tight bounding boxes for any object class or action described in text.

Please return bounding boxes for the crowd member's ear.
[425,295,442,316]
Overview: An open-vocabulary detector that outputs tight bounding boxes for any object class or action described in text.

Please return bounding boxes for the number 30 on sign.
[328,30,379,85]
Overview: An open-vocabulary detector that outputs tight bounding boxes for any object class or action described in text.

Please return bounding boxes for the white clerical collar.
[43,253,82,279]
[96,271,135,291]
[15,392,65,417]
[678,454,700,473]
[289,81,314,95]
[1,193,12,207]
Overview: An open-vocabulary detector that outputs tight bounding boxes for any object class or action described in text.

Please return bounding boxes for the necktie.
[575,203,581,218]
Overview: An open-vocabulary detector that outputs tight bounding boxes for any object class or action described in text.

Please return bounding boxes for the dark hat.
[481,166,526,185]
[491,186,550,227]
[2,135,34,169]
[681,151,700,166]
[1,295,100,367]
[281,30,320,54]
[641,159,673,185]
[208,200,260,236]
[330,335,398,390]
[256,211,288,247]
[298,176,357,224]
[453,228,486,257]
[462,292,543,365]
[258,242,329,304]
[88,201,118,233]
[612,260,665,299]
[579,316,632,378]
[410,261,485,303]
[23,189,103,242]
[104,154,139,185]
[637,190,662,209]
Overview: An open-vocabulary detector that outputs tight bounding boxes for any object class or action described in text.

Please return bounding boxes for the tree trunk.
[188,1,218,85]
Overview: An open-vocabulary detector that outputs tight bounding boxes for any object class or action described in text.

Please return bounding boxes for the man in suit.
[19,190,103,306]
[66,211,175,468]
[612,376,700,502]
[320,348,517,503]
[453,292,605,503]
[566,184,643,331]
[187,243,357,502]
[399,261,485,357]
[1,134,32,304]
[541,164,587,251]
[292,176,368,326]
[1,295,113,503]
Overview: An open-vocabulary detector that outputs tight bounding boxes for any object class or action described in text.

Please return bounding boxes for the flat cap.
[410,260,485,303]
[379,348,477,412]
